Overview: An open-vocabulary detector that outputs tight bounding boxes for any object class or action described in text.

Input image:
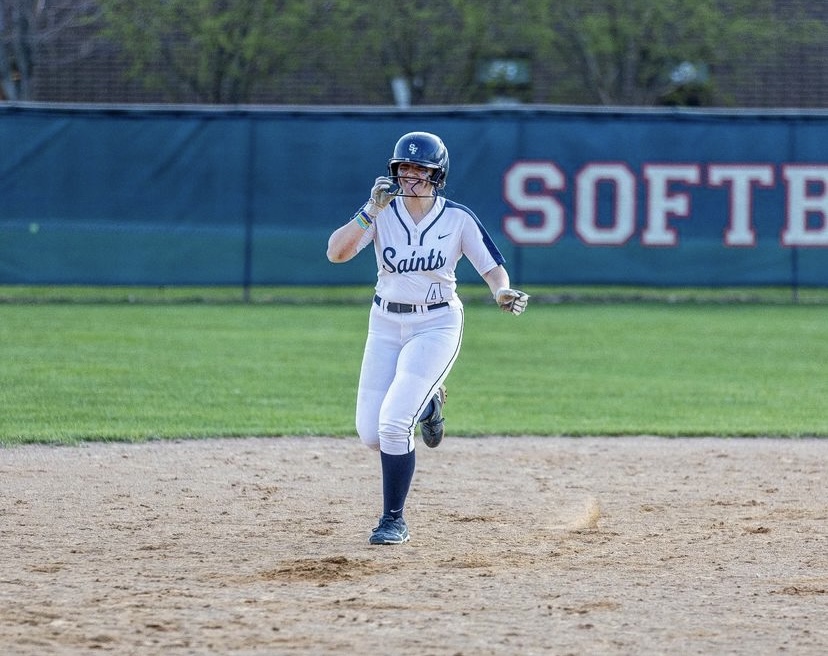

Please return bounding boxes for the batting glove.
[495,288,530,315]
[365,176,397,216]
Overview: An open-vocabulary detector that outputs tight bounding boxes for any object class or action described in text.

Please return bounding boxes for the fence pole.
[791,247,799,304]
[242,117,256,303]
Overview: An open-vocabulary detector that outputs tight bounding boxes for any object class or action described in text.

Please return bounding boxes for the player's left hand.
[495,288,529,315]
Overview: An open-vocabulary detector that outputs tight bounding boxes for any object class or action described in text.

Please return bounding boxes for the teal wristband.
[354,209,373,230]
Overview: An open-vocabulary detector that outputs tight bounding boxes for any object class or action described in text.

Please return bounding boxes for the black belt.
[374,295,449,314]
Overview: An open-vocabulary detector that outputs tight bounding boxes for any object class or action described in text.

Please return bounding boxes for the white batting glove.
[495,288,529,315]
[365,176,397,216]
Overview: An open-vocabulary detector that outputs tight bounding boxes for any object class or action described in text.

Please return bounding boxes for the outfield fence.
[1,103,827,292]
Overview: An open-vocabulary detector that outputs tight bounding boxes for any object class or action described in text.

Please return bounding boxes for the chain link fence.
[4,0,827,108]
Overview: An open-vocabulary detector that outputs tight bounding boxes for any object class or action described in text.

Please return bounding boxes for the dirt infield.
[2,436,827,655]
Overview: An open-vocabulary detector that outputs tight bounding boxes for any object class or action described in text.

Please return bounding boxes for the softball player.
[326,131,528,545]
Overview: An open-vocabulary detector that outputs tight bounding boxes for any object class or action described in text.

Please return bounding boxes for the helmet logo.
[408,143,418,155]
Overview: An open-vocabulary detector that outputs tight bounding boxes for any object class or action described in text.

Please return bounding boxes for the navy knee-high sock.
[380,450,416,519]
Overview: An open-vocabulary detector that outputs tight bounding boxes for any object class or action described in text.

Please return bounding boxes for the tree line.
[1,0,824,106]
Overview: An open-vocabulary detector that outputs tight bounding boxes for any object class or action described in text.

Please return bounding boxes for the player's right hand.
[368,176,398,213]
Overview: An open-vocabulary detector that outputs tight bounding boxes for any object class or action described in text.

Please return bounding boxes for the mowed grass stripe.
[1,303,826,444]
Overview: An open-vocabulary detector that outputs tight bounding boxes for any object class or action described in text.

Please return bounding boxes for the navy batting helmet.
[388,132,449,189]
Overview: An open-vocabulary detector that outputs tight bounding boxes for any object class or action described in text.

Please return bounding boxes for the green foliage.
[1,0,99,101]
[310,0,486,104]
[97,0,313,103]
[92,0,827,106]
[540,0,825,105]
[2,300,827,445]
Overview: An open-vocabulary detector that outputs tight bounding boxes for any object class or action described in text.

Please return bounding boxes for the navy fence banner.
[1,104,826,286]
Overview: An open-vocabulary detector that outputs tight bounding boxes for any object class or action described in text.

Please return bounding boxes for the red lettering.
[574,163,636,246]
[501,160,828,248]
[781,165,828,246]
[708,164,774,247]
[502,161,566,245]
[641,164,701,247]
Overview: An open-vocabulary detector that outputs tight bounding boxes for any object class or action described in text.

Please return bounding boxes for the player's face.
[397,163,435,197]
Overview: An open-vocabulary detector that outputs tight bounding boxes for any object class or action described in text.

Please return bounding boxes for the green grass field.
[1,286,827,445]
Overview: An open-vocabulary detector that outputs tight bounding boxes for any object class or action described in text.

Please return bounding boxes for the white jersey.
[355,196,505,305]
